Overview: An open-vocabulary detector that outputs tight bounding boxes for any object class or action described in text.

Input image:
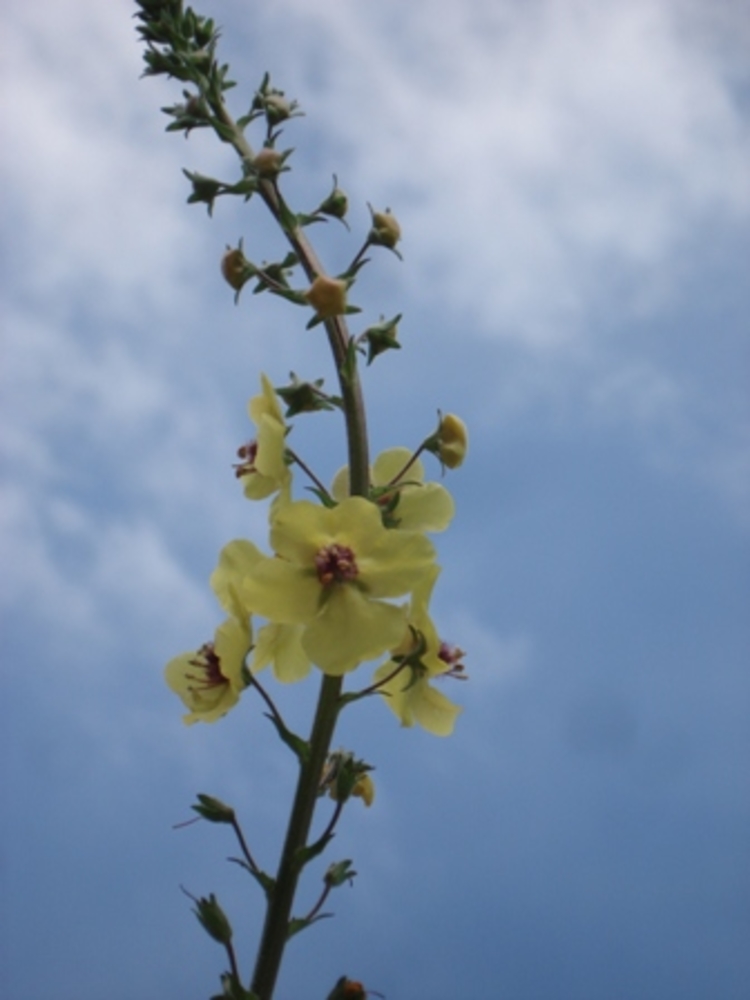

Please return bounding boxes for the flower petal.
[392,482,454,532]
[211,540,264,620]
[242,555,320,623]
[410,682,463,736]
[302,587,407,675]
[252,622,311,683]
[372,447,425,486]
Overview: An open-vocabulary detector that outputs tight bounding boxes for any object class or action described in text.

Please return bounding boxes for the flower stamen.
[315,543,358,586]
[438,641,468,679]
[234,440,259,478]
[186,643,228,692]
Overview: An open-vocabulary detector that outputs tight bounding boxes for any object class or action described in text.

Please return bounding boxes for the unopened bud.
[252,147,286,178]
[264,92,294,125]
[437,413,468,469]
[305,275,348,318]
[324,859,356,888]
[368,206,401,250]
[192,892,233,945]
[221,246,249,291]
[362,314,401,365]
[192,794,235,824]
[319,177,349,220]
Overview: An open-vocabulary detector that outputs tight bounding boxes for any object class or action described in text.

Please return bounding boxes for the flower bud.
[437,413,468,469]
[252,147,285,178]
[326,976,368,1000]
[192,793,235,824]
[319,178,349,221]
[305,275,348,318]
[264,92,294,125]
[362,315,401,365]
[192,892,233,945]
[368,206,401,249]
[221,246,249,291]
[324,859,357,888]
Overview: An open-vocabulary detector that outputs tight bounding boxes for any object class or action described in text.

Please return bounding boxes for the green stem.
[250,674,342,999]
[204,97,371,999]
[209,100,370,492]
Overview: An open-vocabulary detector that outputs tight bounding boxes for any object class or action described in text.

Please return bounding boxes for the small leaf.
[263,712,310,764]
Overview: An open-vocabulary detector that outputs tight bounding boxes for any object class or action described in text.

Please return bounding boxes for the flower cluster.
[166,375,468,734]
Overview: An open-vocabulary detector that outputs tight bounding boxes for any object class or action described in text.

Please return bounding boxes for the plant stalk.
[205,97,371,999]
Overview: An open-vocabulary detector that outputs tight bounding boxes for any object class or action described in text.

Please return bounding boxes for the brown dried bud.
[221,247,248,291]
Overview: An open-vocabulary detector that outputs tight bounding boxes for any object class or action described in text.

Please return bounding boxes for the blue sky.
[2,1,749,998]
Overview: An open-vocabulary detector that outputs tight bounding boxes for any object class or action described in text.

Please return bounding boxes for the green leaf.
[228,858,276,900]
[287,912,332,940]
[263,712,310,764]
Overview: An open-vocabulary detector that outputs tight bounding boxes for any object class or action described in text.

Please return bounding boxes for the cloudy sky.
[3,1,749,998]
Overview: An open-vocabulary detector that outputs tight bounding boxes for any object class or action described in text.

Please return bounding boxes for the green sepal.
[324,859,357,889]
[339,256,370,282]
[317,175,349,227]
[250,252,298,294]
[275,373,341,416]
[192,793,235,824]
[191,892,233,945]
[212,972,259,1000]
[362,313,402,365]
[295,211,327,227]
[183,169,223,215]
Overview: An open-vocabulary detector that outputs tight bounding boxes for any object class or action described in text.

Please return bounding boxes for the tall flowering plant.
[135,3,469,997]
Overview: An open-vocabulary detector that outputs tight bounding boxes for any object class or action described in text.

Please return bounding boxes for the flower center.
[187,643,227,691]
[438,641,468,679]
[234,440,258,478]
[315,543,358,586]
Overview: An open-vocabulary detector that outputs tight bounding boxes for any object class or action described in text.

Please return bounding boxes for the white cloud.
[3,0,748,639]
[251,0,750,342]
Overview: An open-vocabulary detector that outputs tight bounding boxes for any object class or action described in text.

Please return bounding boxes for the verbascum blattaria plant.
[135,3,469,997]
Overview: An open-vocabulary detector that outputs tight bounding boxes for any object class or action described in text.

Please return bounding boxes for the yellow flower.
[237,496,437,675]
[165,615,250,724]
[235,374,291,501]
[437,413,468,469]
[251,622,311,683]
[372,566,462,736]
[331,446,454,532]
[166,538,256,723]
[351,772,375,807]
